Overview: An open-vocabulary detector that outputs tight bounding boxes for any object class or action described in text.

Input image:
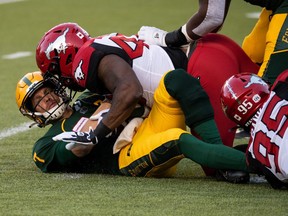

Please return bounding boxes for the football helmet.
[220,73,270,128]
[36,22,90,90]
[16,71,70,127]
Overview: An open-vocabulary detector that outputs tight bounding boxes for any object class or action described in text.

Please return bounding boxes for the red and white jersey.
[72,33,187,107]
[248,77,288,182]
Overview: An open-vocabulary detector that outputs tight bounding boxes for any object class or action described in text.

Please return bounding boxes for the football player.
[16,71,143,173]
[220,71,288,189]
[36,22,187,147]
[35,23,261,176]
[16,70,250,183]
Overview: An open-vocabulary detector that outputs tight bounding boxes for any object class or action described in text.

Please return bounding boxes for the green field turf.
[0,0,287,215]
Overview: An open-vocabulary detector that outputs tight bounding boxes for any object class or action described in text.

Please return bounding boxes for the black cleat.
[215,170,250,184]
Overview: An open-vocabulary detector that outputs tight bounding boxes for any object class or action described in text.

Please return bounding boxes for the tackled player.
[16,70,250,183]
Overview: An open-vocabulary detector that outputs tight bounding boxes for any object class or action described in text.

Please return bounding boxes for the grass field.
[0,0,288,215]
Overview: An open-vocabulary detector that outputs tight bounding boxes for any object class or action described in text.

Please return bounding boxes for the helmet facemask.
[43,69,80,100]
[31,92,68,125]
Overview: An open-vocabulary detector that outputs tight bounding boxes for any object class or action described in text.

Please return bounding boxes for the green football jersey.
[32,92,121,174]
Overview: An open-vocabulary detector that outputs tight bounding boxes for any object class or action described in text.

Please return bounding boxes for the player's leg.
[118,127,249,178]
[118,72,249,180]
[118,70,220,177]
[178,133,247,171]
[163,69,222,145]
[118,77,188,177]
[130,68,215,135]
[118,128,186,177]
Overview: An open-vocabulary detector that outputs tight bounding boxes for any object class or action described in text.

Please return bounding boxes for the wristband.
[165,27,189,47]
[181,24,193,43]
[93,121,112,140]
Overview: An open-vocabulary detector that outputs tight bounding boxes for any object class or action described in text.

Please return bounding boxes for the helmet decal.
[22,76,33,86]
[45,28,69,60]
[245,75,268,88]
[74,60,85,82]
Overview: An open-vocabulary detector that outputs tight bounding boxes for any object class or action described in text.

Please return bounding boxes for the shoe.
[215,170,250,184]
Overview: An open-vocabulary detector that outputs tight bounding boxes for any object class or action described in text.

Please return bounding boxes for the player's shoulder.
[75,38,95,57]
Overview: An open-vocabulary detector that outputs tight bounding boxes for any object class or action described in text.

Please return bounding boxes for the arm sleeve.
[190,0,227,38]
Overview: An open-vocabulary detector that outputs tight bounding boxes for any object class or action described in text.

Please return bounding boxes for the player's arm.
[138,0,230,47]
[97,54,143,130]
[182,0,230,40]
[166,0,230,46]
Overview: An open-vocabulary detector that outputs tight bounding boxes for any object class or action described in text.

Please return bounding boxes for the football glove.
[138,26,167,46]
[53,126,98,145]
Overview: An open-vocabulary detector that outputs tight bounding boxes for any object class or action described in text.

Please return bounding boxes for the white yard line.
[2,51,32,59]
[245,12,261,19]
[0,0,24,4]
[0,122,33,140]
[0,0,32,140]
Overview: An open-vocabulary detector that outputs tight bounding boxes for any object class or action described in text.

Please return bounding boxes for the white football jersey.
[93,34,175,107]
[248,91,288,182]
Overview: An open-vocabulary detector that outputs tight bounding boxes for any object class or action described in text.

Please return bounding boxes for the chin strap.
[43,98,68,121]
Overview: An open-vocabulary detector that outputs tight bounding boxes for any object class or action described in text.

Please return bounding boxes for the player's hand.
[52,127,98,145]
[138,26,167,46]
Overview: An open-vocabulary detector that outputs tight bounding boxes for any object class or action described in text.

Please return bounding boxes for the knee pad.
[164,69,214,127]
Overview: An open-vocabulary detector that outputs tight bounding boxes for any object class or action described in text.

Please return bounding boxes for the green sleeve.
[32,135,78,173]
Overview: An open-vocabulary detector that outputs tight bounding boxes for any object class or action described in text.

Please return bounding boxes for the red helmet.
[220,73,270,128]
[36,22,90,82]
